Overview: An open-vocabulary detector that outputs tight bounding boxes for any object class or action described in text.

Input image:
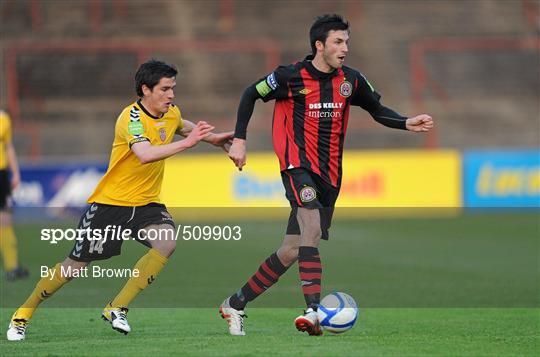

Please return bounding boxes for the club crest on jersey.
[159,128,166,141]
[339,81,352,97]
[300,186,317,203]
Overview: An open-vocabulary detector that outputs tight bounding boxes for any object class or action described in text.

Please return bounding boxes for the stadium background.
[0,1,538,355]
[0,0,538,209]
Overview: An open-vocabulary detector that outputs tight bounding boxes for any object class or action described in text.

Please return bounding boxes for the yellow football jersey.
[88,100,183,206]
[0,110,13,170]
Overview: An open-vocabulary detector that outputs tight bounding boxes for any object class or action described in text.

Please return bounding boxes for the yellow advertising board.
[161,150,461,208]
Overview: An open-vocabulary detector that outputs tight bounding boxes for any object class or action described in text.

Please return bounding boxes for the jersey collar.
[303,55,338,80]
[137,99,162,119]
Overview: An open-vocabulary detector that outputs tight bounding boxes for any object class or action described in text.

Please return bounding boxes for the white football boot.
[219,297,246,336]
[102,303,131,334]
[294,308,323,336]
[7,318,28,341]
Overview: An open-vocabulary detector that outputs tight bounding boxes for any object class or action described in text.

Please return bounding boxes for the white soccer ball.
[317,292,358,333]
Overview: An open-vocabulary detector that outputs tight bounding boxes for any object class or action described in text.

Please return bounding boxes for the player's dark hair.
[309,14,350,55]
[135,59,178,97]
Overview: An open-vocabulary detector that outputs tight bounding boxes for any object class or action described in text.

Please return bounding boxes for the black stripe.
[318,79,334,183]
[298,255,321,263]
[299,268,323,273]
[280,105,290,167]
[251,275,266,289]
[290,73,310,169]
[336,69,355,186]
[258,267,277,283]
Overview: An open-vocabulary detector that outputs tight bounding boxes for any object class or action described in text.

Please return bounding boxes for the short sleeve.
[174,105,183,131]
[350,71,382,112]
[255,65,294,102]
[2,112,12,143]
[117,106,150,148]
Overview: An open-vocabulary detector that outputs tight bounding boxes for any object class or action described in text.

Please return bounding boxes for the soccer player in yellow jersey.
[0,110,28,281]
[7,60,233,341]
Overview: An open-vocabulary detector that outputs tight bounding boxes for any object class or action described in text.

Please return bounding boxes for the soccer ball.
[317,292,358,333]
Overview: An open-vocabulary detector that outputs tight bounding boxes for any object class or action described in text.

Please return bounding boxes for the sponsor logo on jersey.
[159,128,166,141]
[300,186,317,203]
[339,81,352,97]
[308,102,344,109]
[128,121,144,136]
[299,88,312,95]
[266,72,278,90]
[128,107,144,136]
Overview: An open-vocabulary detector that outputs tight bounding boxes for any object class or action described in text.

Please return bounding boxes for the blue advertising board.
[12,163,107,208]
[463,150,540,207]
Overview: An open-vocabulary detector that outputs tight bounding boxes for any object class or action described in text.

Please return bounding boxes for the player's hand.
[228,138,247,171]
[207,131,234,152]
[406,114,434,132]
[186,121,215,147]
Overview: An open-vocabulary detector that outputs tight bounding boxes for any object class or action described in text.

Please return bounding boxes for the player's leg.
[279,168,326,335]
[296,207,322,309]
[7,257,89,341]
[7,203,129,340]
[295,174,339,335]
[0,210,28,280]
[108,223,173,309]
[104,204,175,334]
[0,170,28,281]
[103,223,172,334]
[220,232,298,334]
[293,206,324,335]
[220,169,318,335]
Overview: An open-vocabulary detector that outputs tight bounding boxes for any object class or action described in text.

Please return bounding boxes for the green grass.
[1,211,539,355]
[0,308,538,356]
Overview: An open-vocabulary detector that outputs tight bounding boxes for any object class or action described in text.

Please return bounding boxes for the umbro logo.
[299,88,312,95]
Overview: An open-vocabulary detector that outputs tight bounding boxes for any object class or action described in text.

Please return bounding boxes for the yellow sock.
[110,249,168,308]
[0,226,18,271]
[12,263,69,321]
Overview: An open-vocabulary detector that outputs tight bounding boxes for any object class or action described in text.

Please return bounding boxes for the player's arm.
[228,84,260,170]
[131,121,214,164]
[3,114,20,189]
[230,67,291,170]
[176,120,233,153]
[351,72,434,132]
[6,142,20,190]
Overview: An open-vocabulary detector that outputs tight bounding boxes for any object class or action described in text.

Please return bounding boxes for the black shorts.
[69,202,175,262]
[0,169,11,210]
[281,168,340,240]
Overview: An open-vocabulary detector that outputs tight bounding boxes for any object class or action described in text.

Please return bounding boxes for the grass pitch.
[1,308,538,356]
[1,211,538,355]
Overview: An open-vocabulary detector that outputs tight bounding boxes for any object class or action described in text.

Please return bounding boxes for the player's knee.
[278,246,299,266]
[151,239,176,257]
[60,258,89,280]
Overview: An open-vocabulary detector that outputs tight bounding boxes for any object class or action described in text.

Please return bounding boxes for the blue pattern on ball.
[319,292,358,329]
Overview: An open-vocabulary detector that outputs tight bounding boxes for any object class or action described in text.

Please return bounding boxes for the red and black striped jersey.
[256,59,384,188]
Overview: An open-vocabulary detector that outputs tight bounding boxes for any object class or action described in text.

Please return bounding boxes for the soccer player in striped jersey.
[7,60,233,341]
[221,14,434,336]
